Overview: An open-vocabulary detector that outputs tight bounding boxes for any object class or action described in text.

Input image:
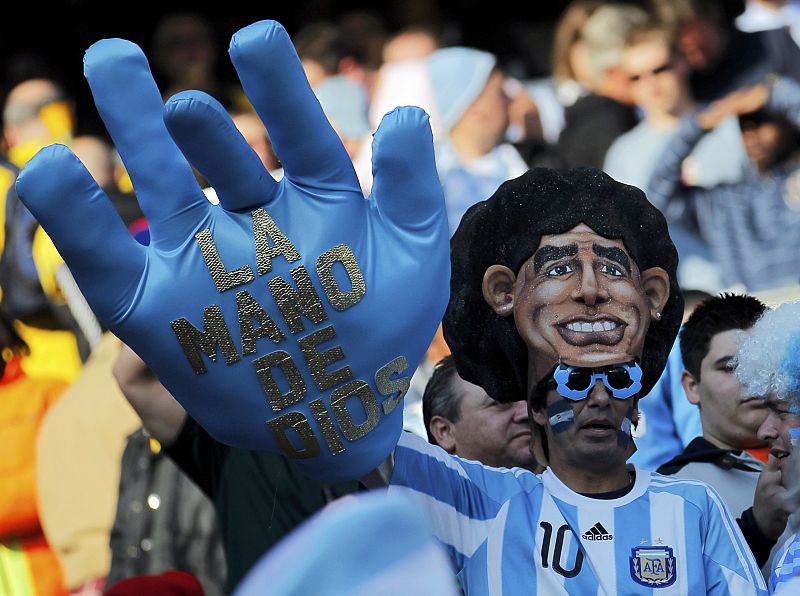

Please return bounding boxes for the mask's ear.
[640,266,670,321]
[482,264,517,317]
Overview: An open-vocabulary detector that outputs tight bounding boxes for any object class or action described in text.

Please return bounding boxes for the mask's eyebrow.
[533,244,578,273]
[592,244,631,274]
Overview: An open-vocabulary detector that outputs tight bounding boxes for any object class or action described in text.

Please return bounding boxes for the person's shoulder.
[395,431,542,493]
[603,122,656,175]
[647,472,731,513]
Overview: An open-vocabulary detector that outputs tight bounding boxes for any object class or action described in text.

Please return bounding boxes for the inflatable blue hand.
[16,21,449,481]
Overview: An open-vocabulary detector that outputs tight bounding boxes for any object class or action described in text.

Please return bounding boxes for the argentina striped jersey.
[389,432,767,595]
[770,531,800,595]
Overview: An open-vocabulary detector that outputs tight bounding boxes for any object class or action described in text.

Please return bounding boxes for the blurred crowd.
[2,0,800,594]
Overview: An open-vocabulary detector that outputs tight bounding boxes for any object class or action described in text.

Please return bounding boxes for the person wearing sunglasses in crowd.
[376,168,765,595]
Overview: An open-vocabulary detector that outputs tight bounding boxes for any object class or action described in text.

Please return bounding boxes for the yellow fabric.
[0,375,66,538]
[0,540,35,596]
[19,201,80,383]
[15,322,81,383]
[36,102,72,143]
[36,334,141,589]
[31,227,63,303]
[116,167,133,194]
[8,142,47,171]
[0,374,68,595]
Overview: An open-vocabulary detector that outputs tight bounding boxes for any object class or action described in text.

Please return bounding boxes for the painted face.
[511,224,657,382]
[757,395,800,473]
[533,373,637,469]
[449,374,534,469]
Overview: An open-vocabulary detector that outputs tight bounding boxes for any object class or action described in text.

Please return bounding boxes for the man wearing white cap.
[426,47,527,235]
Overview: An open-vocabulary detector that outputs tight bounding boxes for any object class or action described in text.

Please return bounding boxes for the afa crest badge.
[629,546,676,588]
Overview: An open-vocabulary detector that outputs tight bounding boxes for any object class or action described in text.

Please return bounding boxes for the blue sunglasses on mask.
[551,361,642,401]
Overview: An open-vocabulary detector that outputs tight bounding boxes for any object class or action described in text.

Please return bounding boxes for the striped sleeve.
[389,431,539,570]
[699,482,768,595]
[771,532,800,594]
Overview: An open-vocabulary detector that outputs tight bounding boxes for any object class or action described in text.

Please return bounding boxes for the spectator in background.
[37,335,142,595]
[294,21,376,90]
[550,0,604,108]
[736,302,800,593]
[203,110,284,207]
[550,2,645,169]
[604,21,748,291]
[382,26,439,64]
[0,314,67,595]
[737,0,800,42]
[151,12,246,110]
[648,77,800,291]
[653,0,800,102]
[336,10,387,93]
[0,78,83,381]
[229,110,282,177]
[105,426,227,595]
[353,55,438,195]
[426,47,527,235]
[658,294,787,568]
[606,21,748,193]
[423,356,538,471]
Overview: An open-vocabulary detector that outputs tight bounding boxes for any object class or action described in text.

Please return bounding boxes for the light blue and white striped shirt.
[770,531,800,594]
[389,432,767,595]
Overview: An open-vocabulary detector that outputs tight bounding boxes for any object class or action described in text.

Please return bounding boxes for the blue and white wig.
[735,302,800,408]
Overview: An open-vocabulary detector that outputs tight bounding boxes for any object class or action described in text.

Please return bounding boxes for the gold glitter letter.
[195,229,254,292]
[268,266,328,334]
[236,290,286,355]
[171,304,241,374]
[267,412,321,459]
[298,325,352,391]
[375,356,410,415]
[316,244,366,311]
[309,399,345,455]
[252,208,301,275]
[253,351,306,412]
[331,380,380,441]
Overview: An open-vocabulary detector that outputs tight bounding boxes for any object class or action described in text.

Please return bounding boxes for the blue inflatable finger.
[229,21,359,192]
[165,91,279,212]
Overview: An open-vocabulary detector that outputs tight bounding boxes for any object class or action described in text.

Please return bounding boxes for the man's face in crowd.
[758,395,799,474]
[739,115,794,173]
[468,71,510,145]
[531,372,638,470]
[432,374,534,469]
[623,39,686,117]
[683,329,767,450]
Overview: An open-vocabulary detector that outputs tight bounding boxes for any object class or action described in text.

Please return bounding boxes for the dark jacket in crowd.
[658,437,775,567]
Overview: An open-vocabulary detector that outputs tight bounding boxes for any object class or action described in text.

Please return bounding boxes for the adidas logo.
[582,522,613,541]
